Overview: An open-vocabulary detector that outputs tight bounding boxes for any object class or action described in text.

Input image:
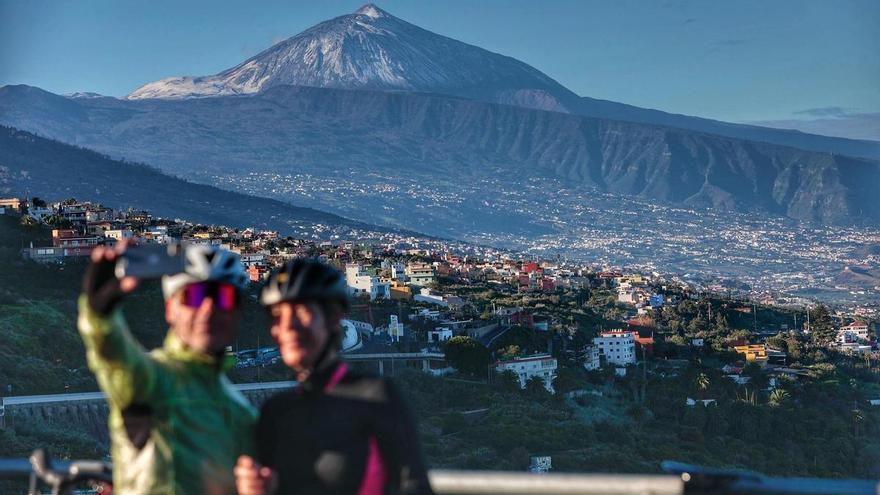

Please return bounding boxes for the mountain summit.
[126,3,576,111]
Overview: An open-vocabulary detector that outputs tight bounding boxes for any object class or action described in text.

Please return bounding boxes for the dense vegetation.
[395,358,880,478]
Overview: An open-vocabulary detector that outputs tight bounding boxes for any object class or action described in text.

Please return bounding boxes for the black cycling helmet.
[260,258,350,311]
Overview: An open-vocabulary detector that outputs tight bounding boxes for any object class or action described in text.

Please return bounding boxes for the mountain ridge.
[2,83,877,227]
[0,124,419,238]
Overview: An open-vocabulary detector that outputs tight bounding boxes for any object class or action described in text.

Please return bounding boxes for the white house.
[618,289,638,304]
[837,322,870,344]
[104,229,134,241]
[390,263,407,281]
[582,345,601,371]
[593,331,636,366]
[414,288,447,307]
[839,342,873,354]
[345,264,390,301]
[414,288,466,309]
[428,327,453,344]
[495,354,558,392]
[27,205,54,222]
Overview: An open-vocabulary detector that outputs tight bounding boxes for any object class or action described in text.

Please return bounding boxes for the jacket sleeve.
[379,380,435,495]
[77,294,165,409]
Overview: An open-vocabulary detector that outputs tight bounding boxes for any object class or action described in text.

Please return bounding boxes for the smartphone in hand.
[115,243,185,280]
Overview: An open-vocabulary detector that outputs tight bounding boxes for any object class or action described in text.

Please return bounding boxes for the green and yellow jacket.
[77,295,256,495]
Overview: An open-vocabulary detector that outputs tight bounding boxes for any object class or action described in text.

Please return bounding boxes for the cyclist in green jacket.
[78,241,256,494]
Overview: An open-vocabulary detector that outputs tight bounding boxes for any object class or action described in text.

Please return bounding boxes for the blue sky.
[1,0,878,138]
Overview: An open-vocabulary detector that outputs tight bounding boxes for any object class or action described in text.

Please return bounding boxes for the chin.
[282,351,309,370]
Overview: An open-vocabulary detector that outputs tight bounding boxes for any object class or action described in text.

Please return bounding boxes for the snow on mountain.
[126,4,577,112]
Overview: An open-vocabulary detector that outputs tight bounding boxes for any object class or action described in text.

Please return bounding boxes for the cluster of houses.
[5,195,877,392]
[611,274,670,315]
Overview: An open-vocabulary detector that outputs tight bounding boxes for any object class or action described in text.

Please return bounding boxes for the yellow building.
[734,344,769,364]
[0,198,23,211]
[388,280,412,300]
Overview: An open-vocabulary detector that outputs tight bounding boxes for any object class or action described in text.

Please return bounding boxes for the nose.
[198,295,215,315]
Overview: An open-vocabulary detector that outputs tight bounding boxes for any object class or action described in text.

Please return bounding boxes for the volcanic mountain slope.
[2,84,878,227]
[0,125,402,237]
[125,4,879,160]
[126,4,574,114]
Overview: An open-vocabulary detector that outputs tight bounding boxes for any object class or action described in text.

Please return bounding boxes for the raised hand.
[82,240,139,315]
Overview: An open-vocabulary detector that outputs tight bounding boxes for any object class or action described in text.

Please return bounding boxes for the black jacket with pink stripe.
[256,361,434,495]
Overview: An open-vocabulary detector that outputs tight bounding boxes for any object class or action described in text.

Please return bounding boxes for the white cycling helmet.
[161,244,248,299]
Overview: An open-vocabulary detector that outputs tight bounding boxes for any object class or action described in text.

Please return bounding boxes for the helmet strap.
[303,323,343,383]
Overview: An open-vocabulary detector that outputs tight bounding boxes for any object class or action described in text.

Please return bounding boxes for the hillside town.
[3,195,878,395]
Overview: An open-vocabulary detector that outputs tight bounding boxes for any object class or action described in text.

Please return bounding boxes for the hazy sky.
[1,0,878,137]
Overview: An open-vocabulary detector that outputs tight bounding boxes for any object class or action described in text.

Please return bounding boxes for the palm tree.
[736,388,758,405]
[19,215,39,227]
[696,373,710,397]
[768,389,790,407]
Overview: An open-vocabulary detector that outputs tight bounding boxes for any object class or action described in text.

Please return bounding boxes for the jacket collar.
[299,357,344,393]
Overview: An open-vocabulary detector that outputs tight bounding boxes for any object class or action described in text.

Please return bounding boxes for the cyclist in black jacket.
[235,259,434,495]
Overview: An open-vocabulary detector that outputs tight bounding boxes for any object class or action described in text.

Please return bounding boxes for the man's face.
[165,283,241,355]
[269,301,333,372]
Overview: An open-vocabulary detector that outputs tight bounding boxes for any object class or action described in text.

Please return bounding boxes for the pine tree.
[809,304,836,347]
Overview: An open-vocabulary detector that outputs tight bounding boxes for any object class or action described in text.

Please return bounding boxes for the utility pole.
[806,305,811,334]
[640,341,647,405]
[753,302,757,333]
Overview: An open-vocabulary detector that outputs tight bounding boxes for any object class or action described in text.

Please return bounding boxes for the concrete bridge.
[344,351,447,376]
[0,381,295,437]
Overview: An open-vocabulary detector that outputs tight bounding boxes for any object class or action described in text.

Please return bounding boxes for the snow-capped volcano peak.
[125,4,577,112]
[354,3,387,19]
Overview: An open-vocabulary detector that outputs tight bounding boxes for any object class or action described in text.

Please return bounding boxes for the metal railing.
[429,470,682,494]
[2,453,879,495]
[427,467,880,495]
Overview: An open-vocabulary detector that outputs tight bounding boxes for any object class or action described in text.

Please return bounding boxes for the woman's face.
[269,301,330,372]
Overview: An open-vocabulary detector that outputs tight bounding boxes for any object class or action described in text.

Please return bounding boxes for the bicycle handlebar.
[0,449,112,495]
